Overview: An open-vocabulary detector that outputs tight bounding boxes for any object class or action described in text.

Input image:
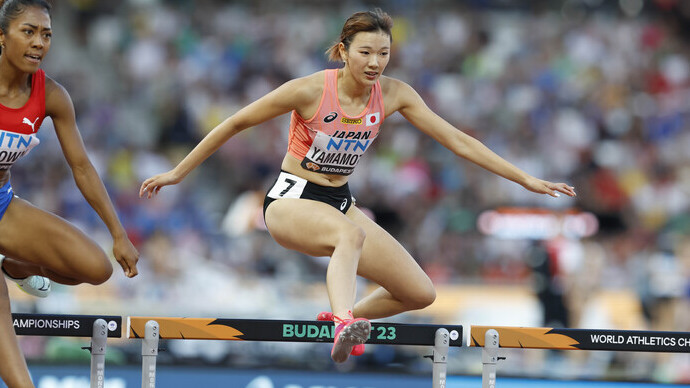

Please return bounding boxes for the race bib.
[300,131,373,175]
[267,172,308,199]
[0,130,40,170]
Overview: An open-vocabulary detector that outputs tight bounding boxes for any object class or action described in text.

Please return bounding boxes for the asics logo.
[22,117,39,132]
[340,198,348,210]
[323,112,338,123]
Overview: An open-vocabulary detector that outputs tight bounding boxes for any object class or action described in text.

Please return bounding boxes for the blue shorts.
[0,181,14,221]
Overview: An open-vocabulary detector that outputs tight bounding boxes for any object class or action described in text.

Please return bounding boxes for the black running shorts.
[263,171,355,218]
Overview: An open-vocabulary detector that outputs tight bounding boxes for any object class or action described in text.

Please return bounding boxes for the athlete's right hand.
[113,235,140,278]
[139,170,182,199]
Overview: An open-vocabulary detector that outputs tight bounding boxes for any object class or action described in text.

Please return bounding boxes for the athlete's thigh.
[0,197,109,276]
[265,198,361,258]
[347,206,432,292]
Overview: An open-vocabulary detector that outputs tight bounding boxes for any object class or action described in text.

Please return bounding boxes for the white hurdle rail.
[126,316,464,388]
[11,313,122,388]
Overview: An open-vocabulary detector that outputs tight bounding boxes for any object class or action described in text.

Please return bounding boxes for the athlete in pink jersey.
[286,68,385,176]
[140,9,576,363]
[0,2,139,386]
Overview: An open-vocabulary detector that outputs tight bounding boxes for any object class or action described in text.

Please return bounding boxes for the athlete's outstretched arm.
[46,79,140,278]
[139,77,312,198]
[390,79,576,197]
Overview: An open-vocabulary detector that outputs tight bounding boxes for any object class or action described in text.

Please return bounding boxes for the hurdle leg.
[89,319,107,388]
[482,329,500,388]
[431,328,449,388]
[141,320,159,388]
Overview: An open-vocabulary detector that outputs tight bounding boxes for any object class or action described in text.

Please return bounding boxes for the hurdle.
[12,313,122,388]
[470,326,690,388]
[12,313,690,387]
[127,316,464,388]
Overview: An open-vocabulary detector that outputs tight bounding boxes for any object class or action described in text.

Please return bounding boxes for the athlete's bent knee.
[82,253,113,285]
[339,224,366,250]
[91,260,113,285]
[91,263,113,285]
[406,281,436,310]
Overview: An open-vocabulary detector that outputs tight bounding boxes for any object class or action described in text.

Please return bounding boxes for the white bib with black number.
[267,172,308,199]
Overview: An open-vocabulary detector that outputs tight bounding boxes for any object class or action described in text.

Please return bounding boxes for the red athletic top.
[0,69,45,170]
[287,69,384,175]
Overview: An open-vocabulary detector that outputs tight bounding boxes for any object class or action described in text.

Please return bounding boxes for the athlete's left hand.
[522,176,576,198]
[113,235,139,278]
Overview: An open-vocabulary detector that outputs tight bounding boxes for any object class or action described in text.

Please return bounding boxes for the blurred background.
[6,0,690,386]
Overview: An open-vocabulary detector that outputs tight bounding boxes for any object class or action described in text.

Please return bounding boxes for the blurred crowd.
[8,0,690,383]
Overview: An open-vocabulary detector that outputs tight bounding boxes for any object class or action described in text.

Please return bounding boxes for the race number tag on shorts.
[267,172,308,199]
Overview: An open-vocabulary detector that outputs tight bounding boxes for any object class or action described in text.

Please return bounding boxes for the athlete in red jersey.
[0,2,139,387]
[140,9,576,363]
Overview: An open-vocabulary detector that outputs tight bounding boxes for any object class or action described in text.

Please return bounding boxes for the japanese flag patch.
[365,112,380,126]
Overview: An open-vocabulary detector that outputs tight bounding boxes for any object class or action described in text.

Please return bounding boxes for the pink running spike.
[328,311,370,362]
[317,311,366,356]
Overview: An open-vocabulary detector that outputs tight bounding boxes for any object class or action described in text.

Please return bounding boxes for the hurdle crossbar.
[127,316,463,346]
[12,313,122,337]
[470,325,690,353]
[128,317,462,388]
[471,326,690,388]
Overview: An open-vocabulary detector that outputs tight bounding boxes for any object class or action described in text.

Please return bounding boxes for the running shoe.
[316,311,334,321]
[317,311,366,356]
[0,255,51,298]
[329,311,370,363]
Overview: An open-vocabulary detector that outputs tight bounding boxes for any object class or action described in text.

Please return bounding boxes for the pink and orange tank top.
[0,69,45,170]
[287,69,384,175]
